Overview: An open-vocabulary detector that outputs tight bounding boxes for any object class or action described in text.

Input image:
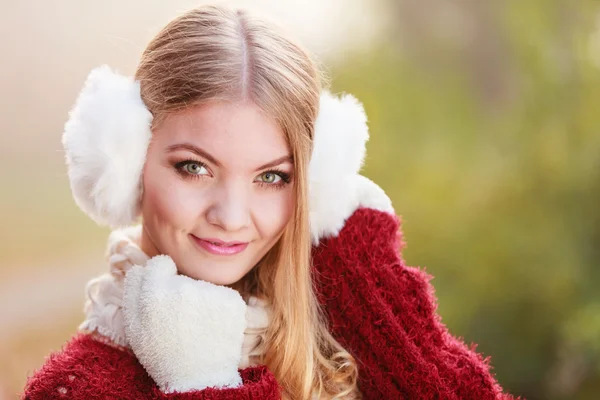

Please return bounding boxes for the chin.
[178,264,245,286]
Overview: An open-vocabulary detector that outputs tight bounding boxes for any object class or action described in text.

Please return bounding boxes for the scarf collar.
[78,225,270,369]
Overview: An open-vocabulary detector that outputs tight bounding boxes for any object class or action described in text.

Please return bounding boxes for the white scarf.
[78,225,270,369]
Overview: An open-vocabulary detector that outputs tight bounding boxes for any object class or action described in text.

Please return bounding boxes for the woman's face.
[140,100,294,285]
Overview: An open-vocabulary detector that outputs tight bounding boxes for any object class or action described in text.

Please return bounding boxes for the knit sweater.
[22,207,518,400]
[312,207,518,400]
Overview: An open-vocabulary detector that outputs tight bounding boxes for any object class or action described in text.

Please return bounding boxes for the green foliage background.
[328,1,600,398]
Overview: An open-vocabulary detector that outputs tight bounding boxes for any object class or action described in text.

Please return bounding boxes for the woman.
[23,5,518,400]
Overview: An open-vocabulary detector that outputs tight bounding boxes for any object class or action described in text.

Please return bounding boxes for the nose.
[205,182,251,232]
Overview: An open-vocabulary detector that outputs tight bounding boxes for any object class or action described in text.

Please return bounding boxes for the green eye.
[257,172,281,184]
[184,163,208,175]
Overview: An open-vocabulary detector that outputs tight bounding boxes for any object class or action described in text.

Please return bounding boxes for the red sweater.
[23,208,518,399]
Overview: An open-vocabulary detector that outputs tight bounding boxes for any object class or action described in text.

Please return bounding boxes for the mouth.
[190,235,249,256]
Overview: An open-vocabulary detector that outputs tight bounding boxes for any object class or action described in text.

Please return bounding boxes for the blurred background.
[1,0,599,398]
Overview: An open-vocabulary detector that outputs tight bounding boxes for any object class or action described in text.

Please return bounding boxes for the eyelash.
[173,159,292,189]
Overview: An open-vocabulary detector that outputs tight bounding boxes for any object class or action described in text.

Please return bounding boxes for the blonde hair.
[135,5,359,400]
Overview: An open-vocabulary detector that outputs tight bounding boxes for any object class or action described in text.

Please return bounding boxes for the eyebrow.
[166,143,293,171]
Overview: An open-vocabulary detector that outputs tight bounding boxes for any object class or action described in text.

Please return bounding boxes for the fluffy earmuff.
[62,66,378,240]
[63,66,153,228]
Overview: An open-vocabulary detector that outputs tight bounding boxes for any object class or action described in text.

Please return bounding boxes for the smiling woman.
[140,101,295,285]
[22,4,519,400]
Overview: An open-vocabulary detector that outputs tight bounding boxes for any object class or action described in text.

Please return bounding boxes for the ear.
[62,65,152,228]
[308,91,393,244]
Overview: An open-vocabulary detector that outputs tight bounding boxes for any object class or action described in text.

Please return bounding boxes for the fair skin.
[140,100,294,285]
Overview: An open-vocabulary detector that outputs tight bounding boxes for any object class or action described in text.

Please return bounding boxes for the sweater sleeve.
[22,333,280,400]
[311,207,520,400]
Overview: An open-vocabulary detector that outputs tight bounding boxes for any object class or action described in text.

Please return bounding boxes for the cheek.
[141,161,203,229]
[253,189,294,239]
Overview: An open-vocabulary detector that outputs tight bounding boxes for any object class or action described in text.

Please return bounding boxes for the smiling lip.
[190,235,249,256]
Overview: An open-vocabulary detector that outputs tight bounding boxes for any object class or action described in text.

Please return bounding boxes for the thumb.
[145,255,178,279]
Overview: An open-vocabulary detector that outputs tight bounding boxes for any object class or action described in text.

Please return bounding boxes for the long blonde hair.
[134,5,359,399]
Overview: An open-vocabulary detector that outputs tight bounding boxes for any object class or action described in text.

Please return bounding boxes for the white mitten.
[122,255,247,393]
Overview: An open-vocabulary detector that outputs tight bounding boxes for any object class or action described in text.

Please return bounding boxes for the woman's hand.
[123,255,247,394]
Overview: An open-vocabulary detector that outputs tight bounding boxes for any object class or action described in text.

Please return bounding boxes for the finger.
[145,255,177,279]
[355,174,394,213]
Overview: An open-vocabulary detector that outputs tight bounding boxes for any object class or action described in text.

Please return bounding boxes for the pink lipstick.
[190,235,249,256]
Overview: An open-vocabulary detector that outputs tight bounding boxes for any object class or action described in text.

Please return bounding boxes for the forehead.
[154,100,290,165]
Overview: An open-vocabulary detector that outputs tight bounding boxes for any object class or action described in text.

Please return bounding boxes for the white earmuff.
[62,65,379,241]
